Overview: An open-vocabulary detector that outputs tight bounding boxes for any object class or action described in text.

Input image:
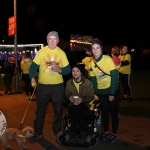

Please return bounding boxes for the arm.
[29,62,39,79]
[109,69,119,95]
[121,54,131,66]
[121,60,129,66]
[29,62,39,87]
[90,76,97,95]
[61,64,71,75]
[81,81,94,103]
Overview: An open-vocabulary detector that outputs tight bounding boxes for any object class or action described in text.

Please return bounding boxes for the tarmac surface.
[0,91,150,150]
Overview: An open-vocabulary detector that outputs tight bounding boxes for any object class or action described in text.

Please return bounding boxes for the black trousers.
[68,103,89,133]
[4,76,13,93]
[22,74,34,96]
[119,73,132,97]
[98,87,120,134]
[33,84,64,135]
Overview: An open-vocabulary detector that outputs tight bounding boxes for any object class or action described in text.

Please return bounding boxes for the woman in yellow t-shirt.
[118,45,132,102]
[89,38,120,143]
[82,50,93,78]
[21,52,34,100]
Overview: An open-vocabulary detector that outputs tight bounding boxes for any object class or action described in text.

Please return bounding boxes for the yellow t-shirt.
[21,59,32,74]
[89,55,116,89]
[82,56,92,71]
[33,46,69,84]
[118,54,131,74]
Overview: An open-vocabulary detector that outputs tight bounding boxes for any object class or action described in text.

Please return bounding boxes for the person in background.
[3,57,15,94]
[21,52,34,100]
[82,49,93,78]
[29,31,71,143]
[89,38,120,143]
[118,45,132,102]
[111,46,121,69]
[65,64,94,143]
[63,43,78,88]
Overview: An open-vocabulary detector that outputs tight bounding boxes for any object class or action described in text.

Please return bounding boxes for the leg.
[119,73,128,98]
[107,87,120,143]
[98,94,110,141]
[4,77,11,94]
[126,74,132,97]
[68,105,78,133]
[23,74,30,97]
[98,95,109,132]
[50,86,65,135]
[33,85,50,135]
[77,103,89,132]
[109,87,120,134]
[76,104,89,143]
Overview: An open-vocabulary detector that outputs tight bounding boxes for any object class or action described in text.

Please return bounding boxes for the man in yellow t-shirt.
[29,31,71,143]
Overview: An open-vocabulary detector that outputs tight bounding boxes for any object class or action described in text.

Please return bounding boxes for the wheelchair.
[56,97,101,148]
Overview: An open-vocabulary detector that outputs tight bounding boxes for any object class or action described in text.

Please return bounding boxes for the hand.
[69,96,74,103]
[109,95,114,101]
[51,64,61,73]
[74,97,82,105]
[31,78,37,87]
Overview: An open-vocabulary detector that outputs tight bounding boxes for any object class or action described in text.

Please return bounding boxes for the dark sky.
[0,1,150,50]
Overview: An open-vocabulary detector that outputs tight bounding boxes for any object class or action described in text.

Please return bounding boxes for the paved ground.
[0,92,150,150]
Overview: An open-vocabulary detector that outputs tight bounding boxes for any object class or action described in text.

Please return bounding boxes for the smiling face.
[91,43,102,59]
[72,67,82,82]
[47,35,59,50]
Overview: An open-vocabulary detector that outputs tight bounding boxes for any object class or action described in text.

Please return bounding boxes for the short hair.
[111,46,119,56]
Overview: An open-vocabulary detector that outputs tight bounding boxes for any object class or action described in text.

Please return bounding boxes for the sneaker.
[106,133,117,143]
[9,88,13,94]
[99,131,110,141]
[68,132,76,143]
[30,134,43,143]
[76,131,87,143]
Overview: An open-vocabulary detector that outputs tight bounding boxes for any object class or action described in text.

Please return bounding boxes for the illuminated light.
[0,44,44,48]
[143,49,150,54]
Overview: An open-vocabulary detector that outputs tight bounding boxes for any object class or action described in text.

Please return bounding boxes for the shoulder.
[84,78,92,83]
[56,46,66,54]
[125,53,132,59]
[41,45,48,50]
[66,78,73,85]
[102,55,113,61]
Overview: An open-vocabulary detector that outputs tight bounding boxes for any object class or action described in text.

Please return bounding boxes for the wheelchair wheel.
[88,136,99,148]
[56,131,69,144]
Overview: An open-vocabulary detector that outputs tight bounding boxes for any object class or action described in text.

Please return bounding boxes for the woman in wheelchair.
[65,64,94,143]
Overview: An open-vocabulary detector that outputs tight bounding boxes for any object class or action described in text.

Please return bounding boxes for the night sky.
[0,1,150,50]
